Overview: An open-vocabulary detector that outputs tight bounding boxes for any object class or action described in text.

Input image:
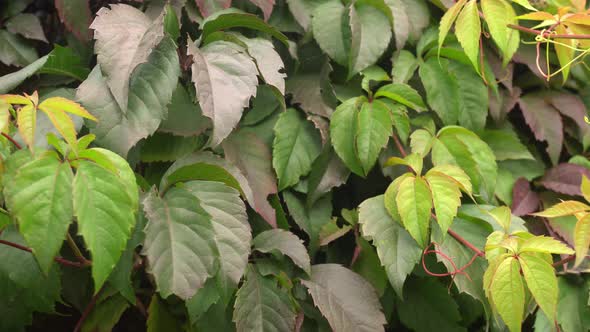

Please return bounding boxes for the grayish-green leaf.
[233,266,296,332]
[0,29,38,67]
[6,13,48,42]
[253,229,311,273]
[301,264,387,332]
[90,4,165,111]
[142,187,217,300]
[189,40,258,146]
[283,191,332,253]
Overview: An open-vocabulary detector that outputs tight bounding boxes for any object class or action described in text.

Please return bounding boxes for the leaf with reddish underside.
[511,178,540,217]
[195,0,232,17]
[55,0,92,42]
[540,163,590,196]
[518,94,563,165]
[248,0,275,21]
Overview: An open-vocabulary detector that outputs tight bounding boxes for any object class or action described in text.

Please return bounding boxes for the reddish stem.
[508,24,590,39]
[0,239,86,268]
[2,133,21,149]
[391,132,487,259]
[552,255,576,268]
[73,288,103,332]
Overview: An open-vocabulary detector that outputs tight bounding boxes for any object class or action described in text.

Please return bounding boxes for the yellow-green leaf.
[581,175,590,203]
[17,104,35,149]
[455,0,481,72]
[519,252,558,322]
[554,24,575,83]
[485,230,507,261]
[38,96,97,121]
[384,172,413,221]
[0,99,9,133]
[490,256,524,332]
[396,176,432,247]
[481,0,520,65]
[487,206,512,232]
[384,153,423,175]
[425,172,461,235]
[426,164,473,195]
[533,200,590,218]
[574,214,590,267]
[439,0,468,52]
[41,108,78,149]
[517,12,555,21]
[511,0,538,11]
[0,94,32,105]
[519,236,575,255]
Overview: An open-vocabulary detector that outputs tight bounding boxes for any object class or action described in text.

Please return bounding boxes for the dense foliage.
[0,0,589,331]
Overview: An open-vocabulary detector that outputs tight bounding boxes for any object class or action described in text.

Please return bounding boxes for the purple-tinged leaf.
[195,0,232,17]
[223,130,278,227]
[548,92,590,143]
[55,0,92,42]
[511,178,540,217]
[540,163,590,196]
[518,94,563,165]
[248,0,275,21]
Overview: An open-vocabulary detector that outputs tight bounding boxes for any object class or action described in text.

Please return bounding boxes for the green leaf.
[188,40,258,146]
[419,58,460,125]
[140,133,205,163]
[0,227,61,332]
[433,126,497,202]
[0,29,38,67]
[397,277,465,332]
[182,181,252,292]
[534,201,590,218]
[348,2,392,77]
[301,264,387,331]
[142,187,217,300]
[385,153,423,175]
[391,50,419,83]
[147,295,183,332]
[77,37,180,157]
[201,12,289,46]
[253,229,311,274]
[233,266,296,332]
[311,1,350,67]
[574,214,590,267]
[283,191,332,253]
[455,0,481,71]
[164,4,181,40]
[55,0,92,41]
[481,129,535,161]
[481,0,519,65]
[90,4,164,111]
[359,195,421,298]
[425,172,461,235]
[410,129,434,157]
[223,130,278,227]
[272,108,322,190]
[82,293,130,332]
[427,164,473,195]
[160,83,210,137]
[519,236,574,255]
[489,256,524,332]
[396,175,432,247]
[438,0,467,52]
[330,97,364,176]
[356,100,393,176]
[73,161,137,291]
[40,45,91,81]
[375,83,426,112]
[4,154,73,273]
[519,252,558,322]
